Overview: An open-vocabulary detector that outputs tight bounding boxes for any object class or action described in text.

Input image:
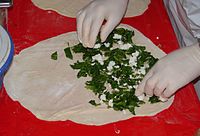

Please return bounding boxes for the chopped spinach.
[89,100,101,106]
[149,95,161,103]
[66,27,161,114]
[64,47,73,60]
[51,51,58,60]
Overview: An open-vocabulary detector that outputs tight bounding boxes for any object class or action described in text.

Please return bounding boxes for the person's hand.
[76,0,129,48]
[135,43,200,98]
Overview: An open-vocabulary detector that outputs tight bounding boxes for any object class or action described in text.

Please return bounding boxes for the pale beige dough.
[4,24,174,126]
[31,0,150,18]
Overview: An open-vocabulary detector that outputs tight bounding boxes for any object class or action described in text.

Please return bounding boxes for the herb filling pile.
[52,28,161,114]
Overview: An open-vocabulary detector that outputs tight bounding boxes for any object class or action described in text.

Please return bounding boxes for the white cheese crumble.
[113,34,122,39]
[104,42,110,47]
[112,75,118,81]
[132,51,139,57]
[129,51,140,67]
[92,54,104,65]
[133,85,138,89]
[108,99,113,107]
[94,43,101,49]
[119,43,132,50]
[117,40,123,45]
[129,56,137,67]
[100,94,106,101]
[128,86,133,89]
[123,83,128,86]
[114,65,120,68]
[137,93,145,101]
[138,67,146,75]
[144,63,149,68]
[107,61,115,71]
[107,72,112,75]
[114,88,119,92]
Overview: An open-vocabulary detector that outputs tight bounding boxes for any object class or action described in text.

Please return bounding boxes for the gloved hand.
[76,0,129,48]
[135,43,200,98]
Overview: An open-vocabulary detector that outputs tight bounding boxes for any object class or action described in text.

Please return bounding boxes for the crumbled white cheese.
[92,54,104,65]
[133,85,138,89]
[108,99,113,107]
[107,72,112,75]
[129,56,137,67]
[128,51,140,67]
[119,43,132,50]
[100,94,107,101]
[112,75,118,81]
[114,65,120,68]
[110,47,114,50]
[129,75,133,79]
[138,67,146,75]
[107,61,115,71]
[144,63,149,68]
[114,88,119,92]
[123,83,128,86]
[104,42,110,47]
[132,51,139,57]
[128,86,133,89]
[137,93,145,101]
[113,34,122,39]
[117,40,123,45]
[94,43,101,49]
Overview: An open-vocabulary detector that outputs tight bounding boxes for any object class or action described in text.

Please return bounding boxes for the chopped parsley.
[51,51,58,60]
[67,28,160,114]
[89,100,101,106]
[64,47,73,60]
[149,95,161,103]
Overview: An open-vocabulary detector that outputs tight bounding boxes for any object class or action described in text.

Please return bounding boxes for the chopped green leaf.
[64,27,160,115]
[64,47,73,60]
[149,95,161,103]
[89,100,100,106]
[51,51,58,60]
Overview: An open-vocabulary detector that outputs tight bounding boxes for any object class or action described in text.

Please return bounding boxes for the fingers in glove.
[135,70,153,96]
[76,10,85,43]
[162,86,175,98]
[88,16,104,48]
[100,17,120,42]
[82,16,93,47]
[153,79,168,97]
[144,75,158,96]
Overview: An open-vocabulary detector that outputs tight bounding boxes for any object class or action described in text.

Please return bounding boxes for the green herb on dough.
[89,100,101,106]
[51,51,58,60]
[149,95,161,103]
[66,27,161,114]
[64,47,73,60]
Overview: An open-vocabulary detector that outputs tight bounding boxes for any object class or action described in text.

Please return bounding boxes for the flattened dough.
[31,0,150,18]
[4,24,174,125]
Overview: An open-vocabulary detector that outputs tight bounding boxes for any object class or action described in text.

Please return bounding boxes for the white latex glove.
[76,0,129,48]
[135,43,200,98]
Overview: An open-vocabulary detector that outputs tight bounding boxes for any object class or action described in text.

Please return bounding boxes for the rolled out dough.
[4,24,174,126]
[31,0,151,18]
